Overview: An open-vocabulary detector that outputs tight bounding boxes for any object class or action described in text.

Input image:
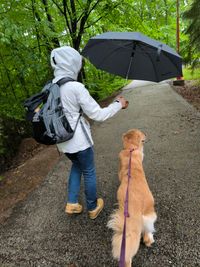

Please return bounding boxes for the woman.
[51,46,128,219]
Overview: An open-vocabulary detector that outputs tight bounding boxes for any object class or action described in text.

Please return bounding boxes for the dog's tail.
[107,209,142,263]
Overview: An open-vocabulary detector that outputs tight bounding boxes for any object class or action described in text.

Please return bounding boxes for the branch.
[88,0,103,17]
[76,0,110,49]
[51,0,64,15]
[42,0,53,22]
[62,0,73,34]
[76,0,102,23]
[41,0,60,47]
[66,1,72,18]
[31,0,42,55]
[51,0,72,34]
[76,0,84,9]
[84,2,122,30]
[70,0,77,34]
[84,15,104,29]
[76,0,92,22]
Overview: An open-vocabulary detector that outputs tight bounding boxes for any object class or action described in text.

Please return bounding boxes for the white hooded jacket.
[50,46,122,153]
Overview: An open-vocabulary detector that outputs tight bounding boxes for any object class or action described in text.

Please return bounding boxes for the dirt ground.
[0,80,199,223]
[171,80,200,111]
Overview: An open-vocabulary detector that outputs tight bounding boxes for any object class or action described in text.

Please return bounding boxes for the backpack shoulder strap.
[56,77,75,86]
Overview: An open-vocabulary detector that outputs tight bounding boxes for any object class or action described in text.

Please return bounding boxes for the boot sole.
[65,209,83,214]
[66,211,82,215]
[89,203,104,219]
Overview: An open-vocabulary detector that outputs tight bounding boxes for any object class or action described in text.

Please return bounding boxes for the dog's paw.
[143,232,155,247]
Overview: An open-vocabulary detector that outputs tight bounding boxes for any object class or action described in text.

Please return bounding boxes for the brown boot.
[88,198,104,219]
[65,203,83,214]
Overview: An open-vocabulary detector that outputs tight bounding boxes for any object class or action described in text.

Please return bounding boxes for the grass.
[183,67,200,80]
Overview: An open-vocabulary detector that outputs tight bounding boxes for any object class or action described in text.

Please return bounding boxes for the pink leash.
[119,149,134,267]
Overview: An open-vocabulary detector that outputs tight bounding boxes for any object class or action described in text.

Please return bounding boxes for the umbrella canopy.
[82,32,183,82]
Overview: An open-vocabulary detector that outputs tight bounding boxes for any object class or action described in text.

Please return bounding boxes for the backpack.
[24,77,81,145]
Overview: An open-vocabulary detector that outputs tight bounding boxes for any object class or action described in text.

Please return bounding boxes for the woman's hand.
[116,96,129,109]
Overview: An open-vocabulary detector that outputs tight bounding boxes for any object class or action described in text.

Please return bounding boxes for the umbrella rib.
[139,44,182,79]
[161,51,182,75]
[138,43,159,82]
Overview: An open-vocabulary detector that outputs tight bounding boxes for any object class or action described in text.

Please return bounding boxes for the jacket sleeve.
[77,84,122,122]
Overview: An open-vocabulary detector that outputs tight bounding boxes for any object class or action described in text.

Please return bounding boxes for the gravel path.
[0,81,199,267]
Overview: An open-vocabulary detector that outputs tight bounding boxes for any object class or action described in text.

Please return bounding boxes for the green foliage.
[183,67,200,80]
[0,0,197,171]
[183,0,200,50]
[84,62,126,100]
[183,0,200,69]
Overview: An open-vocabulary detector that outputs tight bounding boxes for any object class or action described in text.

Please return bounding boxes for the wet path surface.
[0,82,200,267]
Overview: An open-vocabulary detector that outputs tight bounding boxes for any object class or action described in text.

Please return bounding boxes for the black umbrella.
[82,32,183,82]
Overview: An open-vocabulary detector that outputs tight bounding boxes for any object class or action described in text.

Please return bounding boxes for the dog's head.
[122,129,146,151]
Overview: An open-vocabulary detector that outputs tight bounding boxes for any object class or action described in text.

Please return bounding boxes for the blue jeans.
[65,147,97,211]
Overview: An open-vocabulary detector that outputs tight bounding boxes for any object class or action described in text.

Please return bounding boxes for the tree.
[183,0,200,67]
[184,0,200,50]
[0,0,196,170]
[51,0,123,51]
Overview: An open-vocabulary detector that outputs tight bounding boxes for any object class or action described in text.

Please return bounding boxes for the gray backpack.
[24,77,81,145]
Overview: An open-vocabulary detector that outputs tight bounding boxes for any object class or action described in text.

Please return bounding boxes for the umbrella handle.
[125,42,137,80]
[125,56,134,80]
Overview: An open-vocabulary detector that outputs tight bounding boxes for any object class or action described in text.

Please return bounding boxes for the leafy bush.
[183,67,200,80]
[84,62,126,100]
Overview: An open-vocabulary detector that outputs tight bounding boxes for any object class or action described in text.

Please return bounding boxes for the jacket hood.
[51,46,82,82]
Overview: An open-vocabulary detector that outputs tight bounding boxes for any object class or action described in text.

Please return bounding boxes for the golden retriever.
[107,129,157,267]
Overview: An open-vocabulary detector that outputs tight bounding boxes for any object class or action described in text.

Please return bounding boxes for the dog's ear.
[122,129,147,150]
[140,131,146,143]
[122,132,138,150]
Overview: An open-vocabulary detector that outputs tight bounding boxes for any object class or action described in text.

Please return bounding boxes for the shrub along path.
[0,81,199,266]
